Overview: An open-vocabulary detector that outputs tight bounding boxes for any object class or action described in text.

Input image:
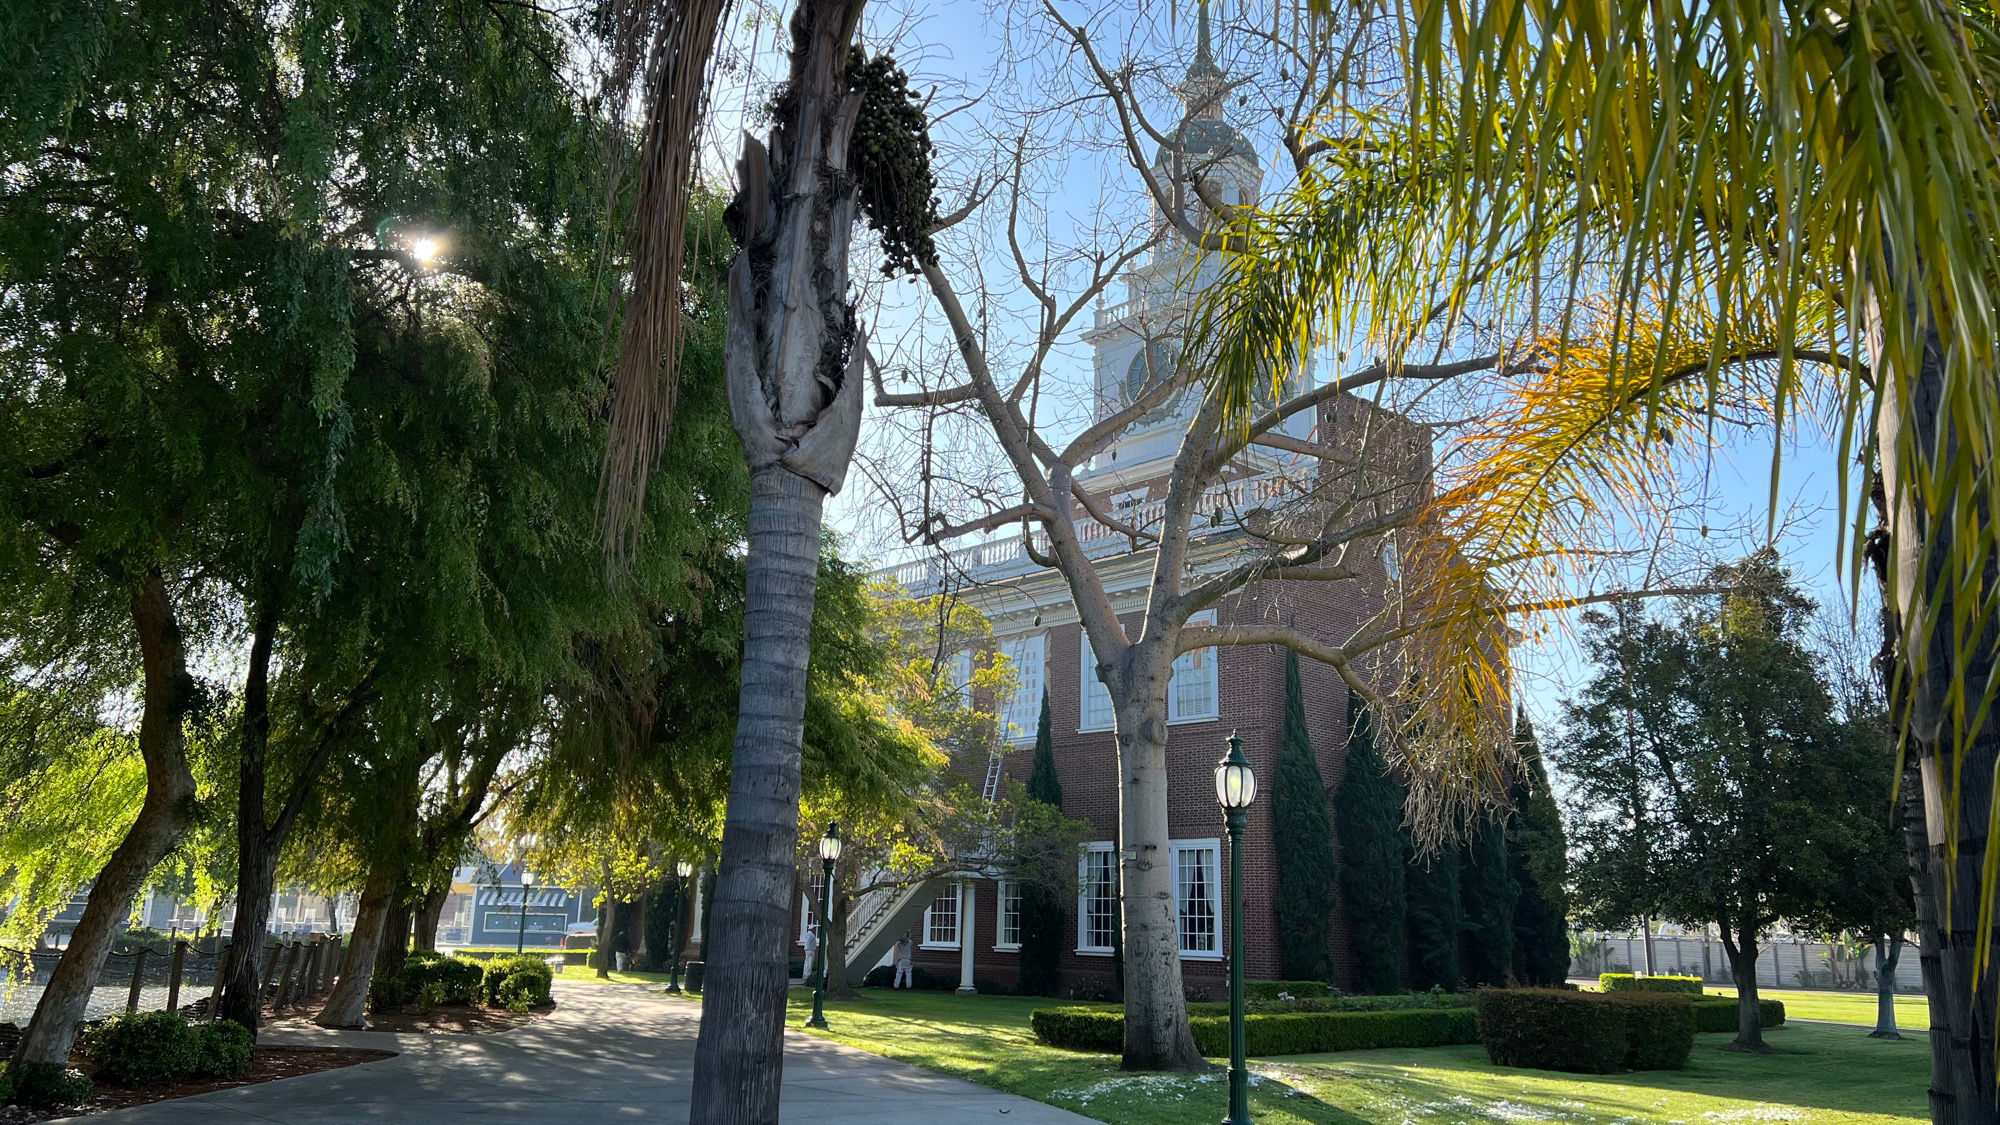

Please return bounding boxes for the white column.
[956,879,977,995]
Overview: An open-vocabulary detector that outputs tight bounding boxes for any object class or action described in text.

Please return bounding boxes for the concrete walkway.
[61,981,1092,1124]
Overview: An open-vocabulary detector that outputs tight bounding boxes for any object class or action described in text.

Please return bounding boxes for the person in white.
[801,923,819,982]
[892,931,914,989]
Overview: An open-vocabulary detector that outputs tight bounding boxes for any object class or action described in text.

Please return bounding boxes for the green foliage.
[1603,993,1697,1070]
[478,955,554,1007]
[1337,695,1406,992]
[1600,973,1704,995]
[1405,840,1462,991]
[0,1062,93,1108]
[1244,980,1334,1001]
[190,1021,254,1080]
[1029,1005,1479,1056]
[1018,691,1065,996]
[391,952,482,1007]
[497,971,551,1012]
[1273,652,1338,981]
[1458,821,1516,987]
[1693,997,1785,1033]
[1507,712,1571,986]
[83,1012,200,1087]
[1475,989,1629,1074]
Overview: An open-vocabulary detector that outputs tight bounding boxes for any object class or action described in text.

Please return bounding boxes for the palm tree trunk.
[1874,309,2000,1124]
[14,570,198,1069]
[1111,647,1204,1071]
[690,465,828,1122]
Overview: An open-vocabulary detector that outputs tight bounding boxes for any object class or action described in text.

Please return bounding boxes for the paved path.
[60,981,1092,1124]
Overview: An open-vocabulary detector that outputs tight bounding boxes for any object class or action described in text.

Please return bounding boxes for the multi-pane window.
[799,871,826,946]
[1168,611,1219,723]
[1078,633,1114,732]
[923,883,961,948]
[948,649,974,706]
[1078,844,1118,953]
[1171,840,1221,957]
[1000,634,1046,743]
[996,880,1021,949]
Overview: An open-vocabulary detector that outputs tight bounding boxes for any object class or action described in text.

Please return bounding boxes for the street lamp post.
[516,869,536,955]
[667,860,694,993]
[1214,733,1257,1125]
[805,823,841,1030]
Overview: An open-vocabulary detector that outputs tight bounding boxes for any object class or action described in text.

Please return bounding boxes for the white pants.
[894,961,912,988]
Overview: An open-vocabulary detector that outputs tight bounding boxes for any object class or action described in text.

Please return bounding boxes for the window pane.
[1001,635,1045,741]
[999,881,1021,947]
[1082,848,1117,951]
[1080,634,1113,730]
[1175,846,1217,953]
[927,885,960,945]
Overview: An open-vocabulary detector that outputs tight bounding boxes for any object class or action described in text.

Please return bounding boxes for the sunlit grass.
[1706,986,1930,1031]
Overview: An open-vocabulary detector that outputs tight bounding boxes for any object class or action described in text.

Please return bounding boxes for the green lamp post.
[515,869,536,954]
[667,859,693,993]
[805,823,841,1030]
[1214,733,1257,1125]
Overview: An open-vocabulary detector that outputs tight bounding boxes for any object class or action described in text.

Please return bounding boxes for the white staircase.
[840,878,943,986]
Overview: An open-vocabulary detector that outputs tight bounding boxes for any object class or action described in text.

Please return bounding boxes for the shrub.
[1243,980,1334,1001]
[1603,993,1695,1070]
[402,953,482,1006]
[479,955,555,1006]
[190,1020,254,1080]
[1192,989,1474,1018]
[1600,973,1705,995]
[0,1062,94,1108]
[1692,997,1786,1033]
[84,1011,199,1086]
[497,971,549,1012]
[1030,1006,1479,1056]
[1476,989,1628,1074]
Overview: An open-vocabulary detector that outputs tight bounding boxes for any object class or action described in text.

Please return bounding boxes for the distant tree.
[1273,652,1338,981]
[1557,551,1884,1051]
[1018,691,1066,995]
[1337,695,1406,992]
[1459,821,1516,986]
[1506,711,1571,986]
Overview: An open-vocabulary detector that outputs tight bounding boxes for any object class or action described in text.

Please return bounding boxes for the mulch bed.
[0,1046,393,1123]
[261,1002,544,1035]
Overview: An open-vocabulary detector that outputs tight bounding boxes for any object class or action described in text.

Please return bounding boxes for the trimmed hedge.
[1030,1005,1478,1056]
[1603,993,1695,1070]
[479,954,555,1010]
[83,1013,254,1087]
[1600,973,1705,995]
[0,1062,93,1109]
[1477,989,1629,1074]
[1244,980,1333,1001]
[1693,996,1786,1033]
[402,952,483,1006]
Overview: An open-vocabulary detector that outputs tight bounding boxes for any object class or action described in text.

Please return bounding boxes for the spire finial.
[1196,2,1215,70]
[1182,1,1225,99]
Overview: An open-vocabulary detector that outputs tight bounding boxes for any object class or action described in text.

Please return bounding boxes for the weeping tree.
[1273,651,1337,981]
[1337,695,1406,993]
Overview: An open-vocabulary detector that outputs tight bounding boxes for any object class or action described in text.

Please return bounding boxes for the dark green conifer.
[1459,821,1517,986]
[1336,693,1406,992]
[1405,839,1463,991]
[1508,710,1572,985]
[1273,651,1337,980]
[1017,691,1065,995]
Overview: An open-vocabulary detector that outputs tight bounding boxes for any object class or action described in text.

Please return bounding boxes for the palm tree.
[1192,3,2000,1118]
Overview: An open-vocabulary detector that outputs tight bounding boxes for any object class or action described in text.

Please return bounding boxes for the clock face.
[1124,340,1182,412]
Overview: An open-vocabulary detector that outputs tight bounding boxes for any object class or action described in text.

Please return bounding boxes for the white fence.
[1570,932,1925,993]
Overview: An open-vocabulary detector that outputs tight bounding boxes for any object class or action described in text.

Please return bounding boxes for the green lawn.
[744,988,1925,1125]
[554,964,673,985]
[1707,986,1931,1031]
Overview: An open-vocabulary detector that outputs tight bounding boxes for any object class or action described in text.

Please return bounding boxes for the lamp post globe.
[516,870,536,955]
[806,823,840,1030]
[1214,733,1256,1125]
[667,860,696,993]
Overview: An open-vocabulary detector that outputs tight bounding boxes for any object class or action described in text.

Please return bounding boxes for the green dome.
[1156,117,1258,167]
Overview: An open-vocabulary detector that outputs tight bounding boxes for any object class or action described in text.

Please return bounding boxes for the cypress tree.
[1273,651,1338,980]
[1405,839,1463,991]
[1459,822,1517,986]
[1017,691,1065,995]
[1508,710,1571,985]
[1336,693,1406,992]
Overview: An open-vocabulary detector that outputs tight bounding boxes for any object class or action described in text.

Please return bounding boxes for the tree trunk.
[1724,933,1767,1053]
[1111,648,1204,1071]
[372,888,412,985]
[1873,307,2000,1123]
[596,897,617,978]
[826,880,857,1000]
[315,859,397,1028]
[687,0,868,1117]
[217,601,281,1033]
[413,884,449,953]
[1873,935,1904,1040]
[15,571,198,1069]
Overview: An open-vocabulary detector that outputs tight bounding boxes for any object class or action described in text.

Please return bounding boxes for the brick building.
[825,15,1434,998]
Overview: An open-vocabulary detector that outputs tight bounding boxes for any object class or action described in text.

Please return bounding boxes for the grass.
[1707,986,1931,1031]
[553,964,672,986]
[737,988,1926,1125]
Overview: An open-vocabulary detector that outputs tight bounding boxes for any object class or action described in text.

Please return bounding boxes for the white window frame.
[949,649,974,706]
[1078,632,1114,732]
[1167,610,1220,725]
[921,883,962,950]
[1170,838,1223,960]
[995,879,1021,951]
[999,633,1046,744]
[1077,842,1118,955]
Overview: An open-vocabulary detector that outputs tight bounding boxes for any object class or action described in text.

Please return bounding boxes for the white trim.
[1076,842,1117,954]
[921,883,962,950]
[1078,631,1115,732]
[1000,633,1046,744]
[1167,611,1220,725]
[994,878,1021,951]
[1170,837,1223,960]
